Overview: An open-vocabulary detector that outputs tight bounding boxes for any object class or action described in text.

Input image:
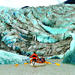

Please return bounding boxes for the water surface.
[0,59,75,75]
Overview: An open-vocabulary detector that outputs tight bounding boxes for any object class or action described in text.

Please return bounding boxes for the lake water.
[0,59,75,75]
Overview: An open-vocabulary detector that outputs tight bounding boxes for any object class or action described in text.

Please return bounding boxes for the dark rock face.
[21,6,29,9]
[0,33,2,46]
[0,33,2,41]
[64,0,75,4]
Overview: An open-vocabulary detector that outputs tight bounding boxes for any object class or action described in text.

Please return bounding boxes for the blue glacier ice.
[0,50,29,64]
[62,32,75,64]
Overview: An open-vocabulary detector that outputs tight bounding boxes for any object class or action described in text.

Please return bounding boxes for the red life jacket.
[30,53,38,59]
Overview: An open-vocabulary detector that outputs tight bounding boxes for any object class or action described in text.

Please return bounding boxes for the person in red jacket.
[30,52,38,62]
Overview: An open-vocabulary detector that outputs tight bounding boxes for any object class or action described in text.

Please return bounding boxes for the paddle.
[15,63,29,67]
[14,58,30,67]
[14,57,60,67]
[54,63,60,66]
[23,58,60,66]
[45,57,61,66]
[45,60,60,66]
[24,63,28,64]
[45,61,52,64]
[15,64,19,67]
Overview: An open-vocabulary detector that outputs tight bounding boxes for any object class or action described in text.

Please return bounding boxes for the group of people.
[30,52,45,63]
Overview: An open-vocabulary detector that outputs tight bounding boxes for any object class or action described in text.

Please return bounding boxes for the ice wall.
[62,32,75,64]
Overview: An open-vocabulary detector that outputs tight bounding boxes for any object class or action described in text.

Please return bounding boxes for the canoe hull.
[30,62,46,67]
